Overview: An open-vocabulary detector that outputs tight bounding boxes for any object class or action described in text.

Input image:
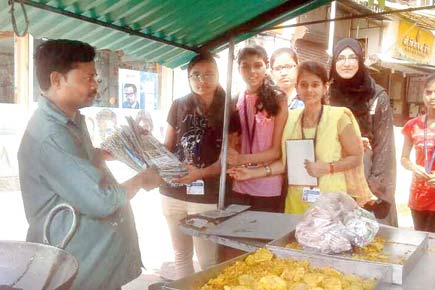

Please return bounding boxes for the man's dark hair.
[124,83,137,94]
[34,39,96,91]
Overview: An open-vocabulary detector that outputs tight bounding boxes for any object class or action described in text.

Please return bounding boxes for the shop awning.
[0,0,331,68]
[368,53,435,75]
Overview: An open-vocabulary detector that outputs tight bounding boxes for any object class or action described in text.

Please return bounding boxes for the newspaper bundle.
[101,116,187,185]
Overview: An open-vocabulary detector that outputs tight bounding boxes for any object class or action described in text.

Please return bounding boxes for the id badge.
[302,187,320,203]
[186,180,205,195]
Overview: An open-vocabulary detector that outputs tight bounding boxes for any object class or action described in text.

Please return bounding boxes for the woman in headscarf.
[329,38,398,226]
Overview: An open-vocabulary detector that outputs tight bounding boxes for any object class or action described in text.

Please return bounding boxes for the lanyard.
[424,115,435,174]
[301,106,323,144]
[243,95,257,154]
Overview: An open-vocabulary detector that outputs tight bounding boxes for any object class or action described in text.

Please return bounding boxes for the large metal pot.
[0,204,79,290]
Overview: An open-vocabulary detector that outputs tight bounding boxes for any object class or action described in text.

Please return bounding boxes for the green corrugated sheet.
[0,0,331,68]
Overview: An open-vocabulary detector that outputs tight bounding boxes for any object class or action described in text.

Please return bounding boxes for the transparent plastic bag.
[295,192,379,254]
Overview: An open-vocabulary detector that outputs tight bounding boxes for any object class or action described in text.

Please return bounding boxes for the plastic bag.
[295,192,379,254]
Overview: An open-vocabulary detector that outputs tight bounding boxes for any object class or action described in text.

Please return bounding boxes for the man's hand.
[95,148,115,162]
[140,166,163,190]
[173,164,203,185]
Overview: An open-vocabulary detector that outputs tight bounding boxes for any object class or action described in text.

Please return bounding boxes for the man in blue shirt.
[18,39,162,290]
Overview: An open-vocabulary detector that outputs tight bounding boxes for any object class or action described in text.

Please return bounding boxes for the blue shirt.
[18,97,141,290]
[289,96,305,110]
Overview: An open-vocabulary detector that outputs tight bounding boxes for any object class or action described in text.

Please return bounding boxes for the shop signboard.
[395,20,434,64]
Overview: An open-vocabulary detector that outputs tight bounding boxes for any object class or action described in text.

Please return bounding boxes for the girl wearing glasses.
[329,38,397,227]
[270,47,303,109]
[227,45,288,212]
[160,53,224,279]
[401,74,435,233]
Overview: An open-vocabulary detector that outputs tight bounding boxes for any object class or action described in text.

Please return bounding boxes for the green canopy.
[1,0,331,68]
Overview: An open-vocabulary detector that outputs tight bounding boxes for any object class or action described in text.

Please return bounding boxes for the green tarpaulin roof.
[1,0,331,68]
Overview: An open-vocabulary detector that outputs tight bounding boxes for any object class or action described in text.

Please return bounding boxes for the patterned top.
[402,116,435,211]
[159,93,224,203]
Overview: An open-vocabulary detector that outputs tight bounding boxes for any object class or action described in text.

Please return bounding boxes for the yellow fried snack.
[352,237,389,263]
[200,249,376,290]
[257,275,287,290]
[287,236,406,265]
[245,248,274,265]
[285,241,303,250]
[322,276,342,290]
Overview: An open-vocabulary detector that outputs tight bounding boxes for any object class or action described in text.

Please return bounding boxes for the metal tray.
[203,211,301,240]
[157,250,390,290]
[267,225,428,284]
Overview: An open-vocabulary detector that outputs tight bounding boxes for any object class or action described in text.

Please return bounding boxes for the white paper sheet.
[286,139,318,187]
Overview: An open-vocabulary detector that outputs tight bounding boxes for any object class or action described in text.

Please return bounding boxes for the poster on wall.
[118,68,159,110]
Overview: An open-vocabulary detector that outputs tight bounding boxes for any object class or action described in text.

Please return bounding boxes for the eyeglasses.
[336,55,359,64]
[189,73,217,82]
[272,64,296,72]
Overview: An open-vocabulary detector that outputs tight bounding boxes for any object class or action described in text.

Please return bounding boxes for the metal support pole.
[327,1,336,56]
[218,38,235,210]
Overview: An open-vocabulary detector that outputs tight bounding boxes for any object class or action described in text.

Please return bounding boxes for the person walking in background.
[18,39,162,290]
[401,74,435,233]
[160,53,225,279]
[329,38,398,226]
[226,45,288,212]
[229,61,372,214]
[270,47,303,109]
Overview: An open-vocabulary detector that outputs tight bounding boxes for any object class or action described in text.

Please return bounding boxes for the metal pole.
[218,37,235,210]
[327,1,336,56]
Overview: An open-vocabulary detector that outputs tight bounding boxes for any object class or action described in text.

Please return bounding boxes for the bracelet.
[329,162,335,174]
[264,165,272,177]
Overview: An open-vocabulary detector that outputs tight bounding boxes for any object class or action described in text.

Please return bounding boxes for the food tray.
[267,225,428,284]
[203,211,301,240]
[156,250,390,290]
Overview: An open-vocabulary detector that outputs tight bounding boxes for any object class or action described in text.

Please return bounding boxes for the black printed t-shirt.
[159,94,223,204]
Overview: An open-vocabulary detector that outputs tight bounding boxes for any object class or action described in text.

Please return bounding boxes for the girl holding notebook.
[229,61,372,214]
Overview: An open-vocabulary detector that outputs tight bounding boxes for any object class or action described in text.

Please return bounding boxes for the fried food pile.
[200,248,376,290]
[285,236,405,265]
[351,236,388,263]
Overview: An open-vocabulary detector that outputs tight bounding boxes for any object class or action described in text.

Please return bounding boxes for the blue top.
[18,97,141,290]
[288,96,305,110]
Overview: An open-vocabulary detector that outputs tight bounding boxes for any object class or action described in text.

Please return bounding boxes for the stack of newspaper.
[101,116,187,185]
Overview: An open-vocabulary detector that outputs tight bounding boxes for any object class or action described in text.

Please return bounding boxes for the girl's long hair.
[237,46,286,117]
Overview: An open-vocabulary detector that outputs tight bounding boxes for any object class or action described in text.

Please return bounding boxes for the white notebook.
[286,139,318,187]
